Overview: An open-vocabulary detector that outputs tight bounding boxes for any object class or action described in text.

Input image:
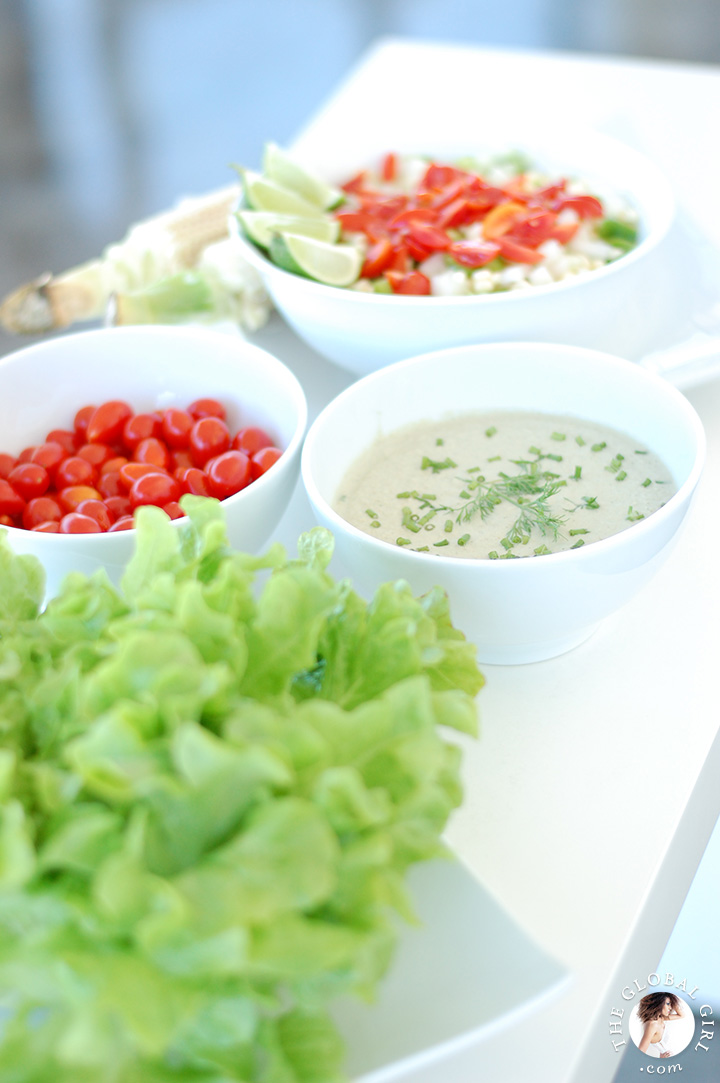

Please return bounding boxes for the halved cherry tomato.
[384,270,431,295]
[447,240,501,268]
[496,237,545,264]
[554,194,603,218]
[482,201,526,239]
[361,238,395,278]
[175,466,211,497]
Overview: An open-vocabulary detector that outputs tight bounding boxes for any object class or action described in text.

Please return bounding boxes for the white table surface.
[243,39,720,1083]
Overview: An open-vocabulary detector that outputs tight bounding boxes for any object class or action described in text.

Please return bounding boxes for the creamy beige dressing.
[333,411,675,559]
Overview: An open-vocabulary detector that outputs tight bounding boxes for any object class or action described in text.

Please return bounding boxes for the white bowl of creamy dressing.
[301,342,705,664]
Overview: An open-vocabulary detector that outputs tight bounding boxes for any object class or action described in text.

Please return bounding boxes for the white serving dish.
[302,340,705,664]
[232,128,674,375]
[0,325,307,599]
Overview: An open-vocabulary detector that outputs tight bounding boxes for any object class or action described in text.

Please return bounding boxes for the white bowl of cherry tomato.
[0,325,307,598]
[232,130,675,375]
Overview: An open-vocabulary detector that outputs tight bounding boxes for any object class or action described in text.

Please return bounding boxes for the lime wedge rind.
[269,232,361,287]
[238,169,326,219]
[236,210,340,250]
[263,142,344,211]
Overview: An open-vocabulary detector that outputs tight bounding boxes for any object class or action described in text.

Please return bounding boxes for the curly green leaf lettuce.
[0,502,483,1082]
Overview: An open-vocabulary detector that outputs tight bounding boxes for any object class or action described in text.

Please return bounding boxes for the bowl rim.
[301,340,706,568]
[0,324,309,544]
[229,134,676,307]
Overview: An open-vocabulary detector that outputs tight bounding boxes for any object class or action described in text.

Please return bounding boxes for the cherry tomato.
[16,446,38,464]
[73,405,96,439]
[161,409,194,448]
[8,463,50,501]
[77,442,114,469]
[170,449,193,472]
[189,417,230,467]
[104,495,132,521]
[205,450,251,499]
[108,516,135,532]
[85,400,133,445]
[231,427,274,456]
[22,496,63,530]
[59,512,102,534]
[46,429,79,454]
[496,237,544,264]
[0,514,17,527]
[0,453,17,479]
[76,499,112,531]
[175,467,211,497]
[31,520,60,533]
[122,412,162,450]
[133,437,170,470]
[162,502,185,520]
[187,398,226,422]
[30,442,66,477]
[128,472,181,509]
[101,456,129,475]
[97,470,124,499]
[251,446,283,479]
[361,238,395,278]
[58,485,101,512]
[119,462,164,490]
[55,456,96,490]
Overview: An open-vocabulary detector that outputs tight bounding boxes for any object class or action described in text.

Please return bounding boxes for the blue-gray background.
[0,2,718,1076]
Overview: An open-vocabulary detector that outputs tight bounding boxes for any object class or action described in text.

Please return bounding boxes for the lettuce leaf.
[0,501,483,1082]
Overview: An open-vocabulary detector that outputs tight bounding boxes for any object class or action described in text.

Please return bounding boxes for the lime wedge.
[239,169,325,218]
[263,143,344,211]
[269,232,361,287]
[236,210,339,249]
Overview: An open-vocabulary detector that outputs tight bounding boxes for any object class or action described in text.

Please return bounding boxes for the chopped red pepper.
[384,270,432,295]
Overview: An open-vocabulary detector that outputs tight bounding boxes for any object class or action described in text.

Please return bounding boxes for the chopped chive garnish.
[545,453,563,462]
[591,441,607,452]
[436,437,444,446]
[500,537,513,550]
[569,528,590,536]
[634,449,648,454]
[570,539,585,549]
[396,490,412,499]
[433,539,449,547]
[534,544,551,555]
[583,496,600,509]
[528,445,542,456]
[458,533,471,546]
[401,507,421,533]
[551,432,566,441]
[444,519,453,533]
[467,465,481,473]
[626,507,645,522]
[488,550,499,559]
[487,454,501,462]
[615,470,627,481]
[575,435,586,446]
[421,455,457,473]
[396,538,411,546]
[642,478,652,487]
[370,521,381,528]
[415,546,429,552]
[365,508,378,518]
[573,466,582,480]
[485,426,497,437]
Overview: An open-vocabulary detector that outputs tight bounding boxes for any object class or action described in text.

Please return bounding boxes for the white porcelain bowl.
[233,130,675,375]
[0,325,307,599]
[301,342,704,664]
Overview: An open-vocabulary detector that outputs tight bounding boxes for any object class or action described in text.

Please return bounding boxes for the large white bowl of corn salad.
[231,129,675,375]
